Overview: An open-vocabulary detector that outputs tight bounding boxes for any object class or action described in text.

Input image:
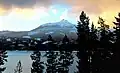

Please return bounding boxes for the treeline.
[1,11,120,73]
[0,34,77,51]
[76,11,120,73]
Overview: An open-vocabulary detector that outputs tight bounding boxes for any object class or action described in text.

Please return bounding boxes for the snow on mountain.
[28,19,77,40]
[45,31,54,35]
[28,19,77,36]
[40,19,75,28]
[0,20,77,40]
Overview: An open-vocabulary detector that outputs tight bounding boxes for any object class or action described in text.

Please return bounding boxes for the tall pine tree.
[92,17,112,73]
[98,17,109,48]
[112,12,120,73]
[89,22,98,73]
[76,11,90,73]
[113,13,120,42]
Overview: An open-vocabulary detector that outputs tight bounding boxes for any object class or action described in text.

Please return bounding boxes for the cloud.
[0,0,120,14]
[67,0,120,14]
[52,9,57,15]
[63,0,120,27]
[0,0,59,16]
[60,9,68,20]
[0,0,120,28]
[0,0,53,8]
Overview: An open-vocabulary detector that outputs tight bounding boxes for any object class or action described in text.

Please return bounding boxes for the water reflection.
[4,51,78,73]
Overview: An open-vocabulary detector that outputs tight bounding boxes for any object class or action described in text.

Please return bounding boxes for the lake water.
[4,51,78,73]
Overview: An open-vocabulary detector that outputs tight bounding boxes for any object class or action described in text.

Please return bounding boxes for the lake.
[3,51,78,73]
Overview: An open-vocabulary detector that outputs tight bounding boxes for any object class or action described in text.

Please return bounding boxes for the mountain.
[0,31,28,37]
[0,20,77,40]
[28,19,77,40]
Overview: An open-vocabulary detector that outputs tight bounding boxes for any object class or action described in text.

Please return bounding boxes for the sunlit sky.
[0,0,120,31]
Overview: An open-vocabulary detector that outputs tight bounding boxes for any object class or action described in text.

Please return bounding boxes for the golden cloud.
[0,0,120,27]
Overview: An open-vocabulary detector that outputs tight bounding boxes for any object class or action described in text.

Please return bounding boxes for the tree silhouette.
[88,22,98,73]
[90,22,98,42]
[14,60,22,73]
[46,35,58,50]
[45,51,58,73]
[0,41,4,50]
[14,40,19,50]
[76,11,90,73]
[62,35,69,44]
[76,11,90,44]
[98,17,109,48]
[90,17,114,73]
[113,13,120,41]
[0,50,8,73]
[30,51,44,73]
[57,51,74,73]
[59,35,70,51]
[112,12,120,73]
[113,13,120,49]
[47,35,54,42]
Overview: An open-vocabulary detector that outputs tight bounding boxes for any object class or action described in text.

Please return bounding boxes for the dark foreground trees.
[76,11,90,73]
[45,51,59,73]
[112,12,120,73]
[30,51,44,73]
[75,11,120,73]
[0,50,8,73]
[58,51,74,73]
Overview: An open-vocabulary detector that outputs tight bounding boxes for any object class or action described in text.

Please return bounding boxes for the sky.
[0,0,120,31]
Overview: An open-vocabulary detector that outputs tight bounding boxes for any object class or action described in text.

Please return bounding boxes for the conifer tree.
[0,50,8,73]
[62,35,69,44]
[98,17,109,48]
[45,51,58,73]
[90,22,98,42]
[47,35,57,50]
[76,11,90,73]
[14,60,22,73]
[14,40,19,50]
[60,35,70,51]
[76,11,90,45]
[112,12,120,73]
[30,51,44,73]
[113,13,120,41]
[57,51,74,73]
[47,35,54,42]
[89,22,98,73]
[91,17,112,73]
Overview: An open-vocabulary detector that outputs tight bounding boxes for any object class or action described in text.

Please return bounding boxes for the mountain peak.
[60,19,69,23]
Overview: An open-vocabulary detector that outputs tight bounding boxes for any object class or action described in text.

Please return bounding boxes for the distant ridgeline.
[0,19,77,41]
